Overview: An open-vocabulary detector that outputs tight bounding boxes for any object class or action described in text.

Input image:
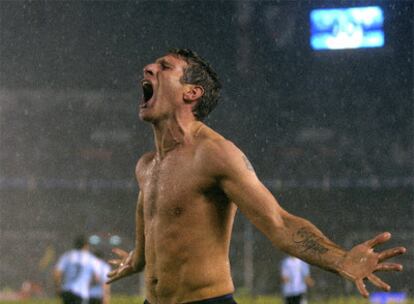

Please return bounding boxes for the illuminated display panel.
[310,6,384,50]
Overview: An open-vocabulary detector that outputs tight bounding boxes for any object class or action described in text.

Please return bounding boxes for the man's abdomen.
[144,218,234,303]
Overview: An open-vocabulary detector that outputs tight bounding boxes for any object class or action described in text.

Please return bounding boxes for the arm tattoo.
[293,227,329,255]
[242,155,255,172]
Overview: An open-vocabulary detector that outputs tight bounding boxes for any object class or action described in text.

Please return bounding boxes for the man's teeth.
[142,80,151,86]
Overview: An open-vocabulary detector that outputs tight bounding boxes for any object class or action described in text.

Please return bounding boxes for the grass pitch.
[0,295,413,304]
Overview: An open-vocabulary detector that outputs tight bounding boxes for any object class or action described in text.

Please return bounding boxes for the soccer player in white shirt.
[54,236,100,304]
[281,255,315,304]
[89,250,111,304]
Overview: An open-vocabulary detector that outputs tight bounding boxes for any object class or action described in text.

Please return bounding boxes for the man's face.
[139,54,188,122]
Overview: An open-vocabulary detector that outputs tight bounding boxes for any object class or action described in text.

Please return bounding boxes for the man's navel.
[170,206,184,217]
[150,277,158,285]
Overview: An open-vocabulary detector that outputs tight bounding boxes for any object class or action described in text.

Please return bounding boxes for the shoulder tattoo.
[242,154,255,172]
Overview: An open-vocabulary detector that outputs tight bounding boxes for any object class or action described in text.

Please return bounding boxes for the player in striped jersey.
[89,250,111,304]
[53,236,100,304]
[281,256,314,304]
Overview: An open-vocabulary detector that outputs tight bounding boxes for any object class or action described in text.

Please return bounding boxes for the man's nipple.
[171,206,184,217]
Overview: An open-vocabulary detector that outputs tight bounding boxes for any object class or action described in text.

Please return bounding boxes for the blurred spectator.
[53,236,100,304]
[19,280,44,299]
[89,250,111,304]
[280,255,314,304]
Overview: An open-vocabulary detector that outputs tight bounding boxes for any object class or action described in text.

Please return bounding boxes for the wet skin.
[137,127,237,303]
[107,53,406,303]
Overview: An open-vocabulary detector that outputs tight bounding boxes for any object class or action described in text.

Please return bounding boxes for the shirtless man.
[107,49,406,304]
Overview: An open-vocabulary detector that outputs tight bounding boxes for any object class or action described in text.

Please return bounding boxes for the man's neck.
[152,115,202,159]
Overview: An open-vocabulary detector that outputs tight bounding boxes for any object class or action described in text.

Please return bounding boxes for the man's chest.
[138,153,213,217]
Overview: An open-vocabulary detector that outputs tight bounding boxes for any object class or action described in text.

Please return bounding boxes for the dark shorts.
[60,291,84,304]
[144,294,237,304]
[89,297,103,304]
[284,293,304,304]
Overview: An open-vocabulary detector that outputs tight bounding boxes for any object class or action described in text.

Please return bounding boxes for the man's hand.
[107,248,137,284]
[338,232,406,298]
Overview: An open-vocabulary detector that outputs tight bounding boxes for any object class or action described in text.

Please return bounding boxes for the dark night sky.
[0,1,237,90]
[0,0,412,179]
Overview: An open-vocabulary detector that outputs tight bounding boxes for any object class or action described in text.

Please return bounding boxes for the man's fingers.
[108,259,122,266]
[378,247,406,262]
[107,270,123,284]
[106,275,121,285]
[106,265,133,284]
[107,269,121,283]
[365,232,391,248]
[108,269,117,278]
[112,248,129,258]
[375,262,403,272]
[368,274,390,292]
[356,279,369,298]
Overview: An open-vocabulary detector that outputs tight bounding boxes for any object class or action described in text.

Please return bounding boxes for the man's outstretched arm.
[107,191,145,283]
[203,139,406,298]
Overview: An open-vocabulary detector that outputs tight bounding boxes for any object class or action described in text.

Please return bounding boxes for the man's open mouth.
[141,80,154,107]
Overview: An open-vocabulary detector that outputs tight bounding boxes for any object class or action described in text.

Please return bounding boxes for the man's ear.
[183,85,204,104]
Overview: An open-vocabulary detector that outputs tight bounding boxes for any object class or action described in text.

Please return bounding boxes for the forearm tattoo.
[242,155,254,172]
[293,227,329,255]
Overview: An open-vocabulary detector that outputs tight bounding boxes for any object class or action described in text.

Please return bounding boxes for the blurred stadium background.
[0,0,412,302]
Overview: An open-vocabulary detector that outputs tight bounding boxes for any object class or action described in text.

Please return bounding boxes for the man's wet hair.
[169,48,221,121]
[74,235,88,249]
